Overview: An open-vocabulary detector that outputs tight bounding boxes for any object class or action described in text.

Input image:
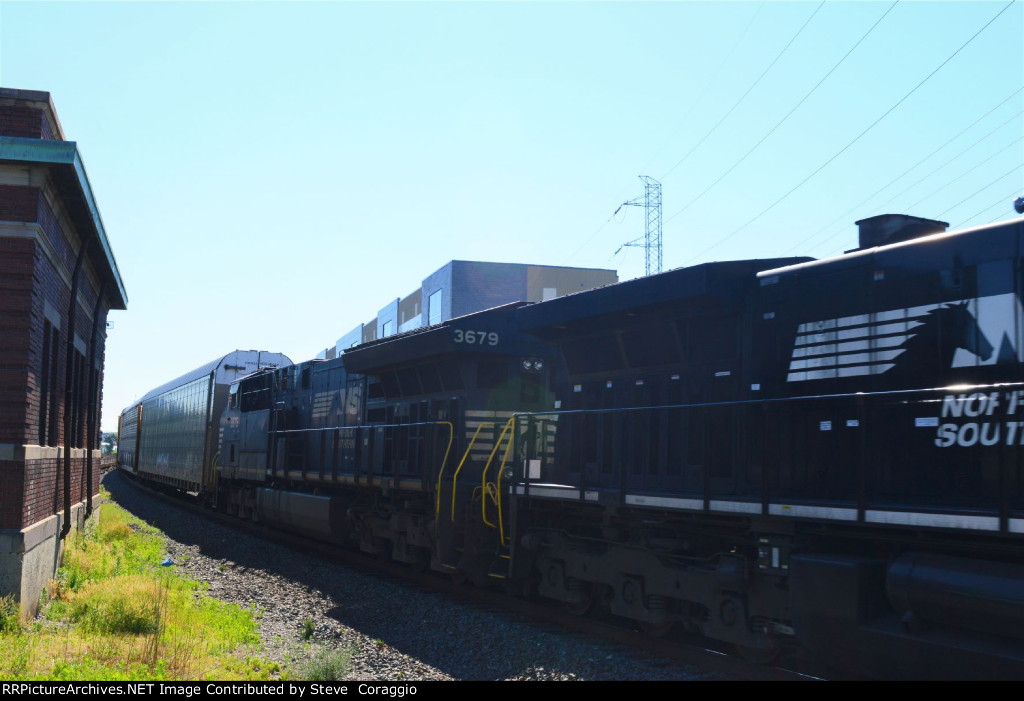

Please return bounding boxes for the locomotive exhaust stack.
[853,213,949,250]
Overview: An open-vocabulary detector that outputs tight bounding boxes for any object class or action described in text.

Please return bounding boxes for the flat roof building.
[335,261,617,356]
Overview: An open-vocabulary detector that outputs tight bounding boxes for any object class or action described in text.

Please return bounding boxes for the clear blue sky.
[1,0,1021,432]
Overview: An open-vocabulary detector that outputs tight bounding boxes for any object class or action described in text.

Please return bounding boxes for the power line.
[937,163,1024,218]
[905,135,1024,212]
[953,189,1024,228]
[685,0,1018,265]
[658,0,827,182]
[561,210,620,265]
[639,2,767,176]
[987,208,1017,224]
[873,109,1024,211]
[568,3,768,268]
[666,0,901,226]
[819,197,1021,260]
[782,88,1024,255]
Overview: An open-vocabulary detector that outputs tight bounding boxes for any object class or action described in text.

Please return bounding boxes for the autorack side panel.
[137,372,213,491]
[116,403,141,474]
[131,350,292,492]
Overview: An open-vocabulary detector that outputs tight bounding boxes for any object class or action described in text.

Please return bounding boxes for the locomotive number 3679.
[453,329,499,346]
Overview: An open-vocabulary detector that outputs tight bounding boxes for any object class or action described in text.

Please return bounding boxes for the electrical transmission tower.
[615,176,663,276]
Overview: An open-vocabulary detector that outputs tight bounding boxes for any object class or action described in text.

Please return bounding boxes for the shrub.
[297,647,351,681]
[67,576,163,634]
[0,595,20,634]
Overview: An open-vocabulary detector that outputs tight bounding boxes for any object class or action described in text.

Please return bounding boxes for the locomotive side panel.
[758,220,1024,523]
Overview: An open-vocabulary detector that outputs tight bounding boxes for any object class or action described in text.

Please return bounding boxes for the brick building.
[0,88,127,616]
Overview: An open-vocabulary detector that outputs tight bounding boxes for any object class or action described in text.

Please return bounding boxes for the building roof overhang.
[0,135,127,310]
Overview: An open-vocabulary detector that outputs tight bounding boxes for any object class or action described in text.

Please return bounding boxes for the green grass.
[0,495,279,681]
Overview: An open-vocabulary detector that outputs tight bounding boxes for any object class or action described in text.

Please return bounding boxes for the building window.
[39,321,55,445]
[428,289,443,326]
[38,322,62,446]
[71,349,86,447]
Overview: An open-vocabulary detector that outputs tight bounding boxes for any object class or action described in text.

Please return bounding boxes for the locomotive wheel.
[373,537,392,563]
[563,584,594,616]
[637,620,674,637]
[410,546,430,573]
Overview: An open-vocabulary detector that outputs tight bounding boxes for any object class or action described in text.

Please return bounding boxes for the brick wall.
[0,105,45,140]
[0,456,97,530]
[1,185,111,530]
[0,185,40,222]
[0,237,34,444]
[0,458,26,528]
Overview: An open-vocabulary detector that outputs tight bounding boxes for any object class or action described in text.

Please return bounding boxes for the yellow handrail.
[491,417,516,544]
[449,423,493,522]
[481,417,516,528]
[493,418,518,546]
[433,422,455,520]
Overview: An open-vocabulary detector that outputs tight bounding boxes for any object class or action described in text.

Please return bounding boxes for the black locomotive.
[120,214,1024,679]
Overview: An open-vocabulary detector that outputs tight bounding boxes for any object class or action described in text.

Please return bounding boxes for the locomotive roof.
[758,217,1023,279]
[128,350,292,406]
[516,257,809,337]
[342,301,531,372]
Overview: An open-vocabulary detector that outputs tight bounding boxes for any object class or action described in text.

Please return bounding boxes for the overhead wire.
[564,4,768,268]
[987,208,1018,224]
[639,1,767,176]
[953,189,1024,228]
[904,135,1024,212]
[936,163,1024,218]
[872,109,1024,211]
[561,209,622,265]
[665,0,901,227]
[782,88,1024,255]
[818,197,1020,260]
[657,0,827,182]
[685,0,1018,265]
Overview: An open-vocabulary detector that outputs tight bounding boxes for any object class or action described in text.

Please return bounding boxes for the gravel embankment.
[102,471,722,681]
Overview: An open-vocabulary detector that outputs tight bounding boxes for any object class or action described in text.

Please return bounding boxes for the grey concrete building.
[335,261,617,355]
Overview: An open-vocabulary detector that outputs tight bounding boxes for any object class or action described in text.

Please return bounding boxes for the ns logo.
[785,293,1023,384]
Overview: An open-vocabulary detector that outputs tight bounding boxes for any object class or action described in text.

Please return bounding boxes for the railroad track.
[109,470,825,681]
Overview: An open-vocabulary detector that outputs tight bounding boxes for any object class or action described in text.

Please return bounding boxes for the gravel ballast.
[102,471,722,681]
